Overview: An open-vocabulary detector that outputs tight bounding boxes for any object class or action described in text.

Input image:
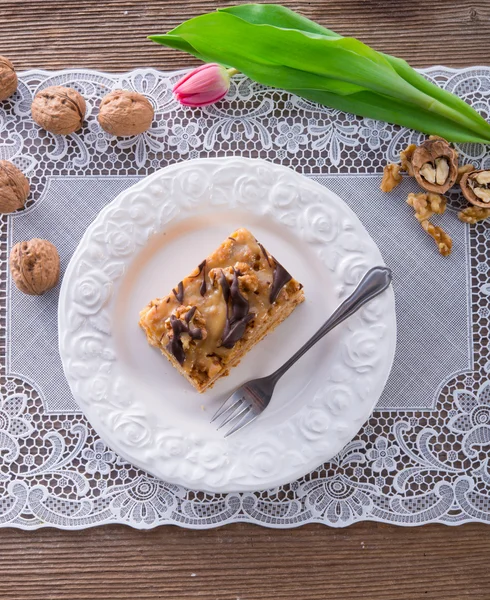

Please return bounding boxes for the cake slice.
[139,228,305,393]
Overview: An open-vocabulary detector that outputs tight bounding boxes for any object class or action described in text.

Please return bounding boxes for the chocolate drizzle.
[219,270,230,303]
[172,281,184,303]
[220,269,255,349]
[270,259,292,304]
[165,307,203,365]
[258,242,271,267]
[197,260,207,296]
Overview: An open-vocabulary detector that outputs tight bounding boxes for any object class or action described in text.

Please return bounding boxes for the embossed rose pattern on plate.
[58,157,396,492]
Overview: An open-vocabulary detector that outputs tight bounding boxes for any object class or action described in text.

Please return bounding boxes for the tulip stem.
[227,68,240,77]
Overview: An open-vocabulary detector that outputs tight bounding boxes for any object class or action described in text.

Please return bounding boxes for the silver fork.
[211,266,393,437]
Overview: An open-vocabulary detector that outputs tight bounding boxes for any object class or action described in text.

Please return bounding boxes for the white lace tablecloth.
[0,66,489,529]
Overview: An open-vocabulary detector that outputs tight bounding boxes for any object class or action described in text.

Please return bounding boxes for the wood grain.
[0,523,489,600]
[0,0,489,71]
[0,1,489,599]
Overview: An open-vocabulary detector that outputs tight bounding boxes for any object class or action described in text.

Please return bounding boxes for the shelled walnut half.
[406,192,446,222]
[380,163,402,192]
[458,205,490,224]
[421,220,452,257]
[460,169,490,207]
[411,137,458,194]
[406,192,451,256]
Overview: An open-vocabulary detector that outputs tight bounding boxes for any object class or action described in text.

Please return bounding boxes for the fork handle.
[269,266,393,384]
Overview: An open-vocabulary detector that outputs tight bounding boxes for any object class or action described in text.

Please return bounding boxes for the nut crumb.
[421,220,452,256]
[458,205,490,224]
[406,192,446,222]
[380,163,402,192]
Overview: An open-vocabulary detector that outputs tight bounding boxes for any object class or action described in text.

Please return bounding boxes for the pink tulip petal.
[173,63,230,107]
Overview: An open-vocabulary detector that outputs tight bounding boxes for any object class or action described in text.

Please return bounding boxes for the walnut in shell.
[98,90,154,136]
[10,239,60,295]
[411,137,458,194]
[460,170,490,207]
[0,160,29,213]
[31,86,86,135]
[0,56,17,101]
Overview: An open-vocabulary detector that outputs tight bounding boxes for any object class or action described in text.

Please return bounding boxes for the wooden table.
[1,1,489,598]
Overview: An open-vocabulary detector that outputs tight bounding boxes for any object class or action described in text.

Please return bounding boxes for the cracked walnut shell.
[411,137,458,194]
[32,86,86,135]
[10,239,60,295]
[98,90,154,136]
[0,160,29,213]
[0,56,17,101]
[460,169,490,208]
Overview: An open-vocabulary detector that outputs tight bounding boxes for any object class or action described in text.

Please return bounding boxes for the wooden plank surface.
[1,1,490,599]
[0,522,489,600]
[0,0,490,70]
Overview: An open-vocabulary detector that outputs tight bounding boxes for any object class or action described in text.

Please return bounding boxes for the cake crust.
[139,228,304,392]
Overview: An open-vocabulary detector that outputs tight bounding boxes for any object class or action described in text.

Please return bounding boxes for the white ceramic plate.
[58,157,396,492]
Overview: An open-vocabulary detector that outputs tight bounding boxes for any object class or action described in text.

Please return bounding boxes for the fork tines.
[211,391,257,437]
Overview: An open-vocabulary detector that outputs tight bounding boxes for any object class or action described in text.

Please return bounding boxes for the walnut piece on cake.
[139,228,305,393]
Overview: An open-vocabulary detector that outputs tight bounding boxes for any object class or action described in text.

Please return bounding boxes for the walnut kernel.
[234,262,259,292]
[420,220,452,256]
[458,206,490,224]
[10,239,60,295]
[32,86,86,135]
[165,305,207,350]
[380,163,402,192]
[0,160,29,213]
[98,90,154,136]
[406,192,446,222]
[0,56,17,101]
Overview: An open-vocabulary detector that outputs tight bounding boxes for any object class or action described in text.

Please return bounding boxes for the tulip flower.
[151,5,490,144]
[173,63,238,107]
